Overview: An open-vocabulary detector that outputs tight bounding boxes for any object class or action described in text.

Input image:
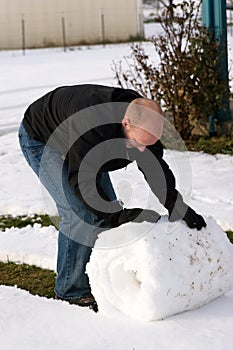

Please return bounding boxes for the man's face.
[124,126,158,152]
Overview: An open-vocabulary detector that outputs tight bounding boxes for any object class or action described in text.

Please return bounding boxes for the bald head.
[129,98,163,116]
[122,98,164,142]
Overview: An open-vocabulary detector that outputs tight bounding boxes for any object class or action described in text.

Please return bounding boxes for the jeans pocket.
[21,147,32,166]
[20,142,45,173]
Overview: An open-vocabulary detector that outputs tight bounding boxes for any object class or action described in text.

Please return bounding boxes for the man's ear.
[122,116,131,129]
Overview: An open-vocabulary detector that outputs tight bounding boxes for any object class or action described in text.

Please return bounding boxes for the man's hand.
[169,204,206,230]
[183,207,206,230]
[119,208,161,225]
[104,208,161,227]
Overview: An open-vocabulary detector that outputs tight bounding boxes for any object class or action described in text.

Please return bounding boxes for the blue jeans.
[18,122,117,299]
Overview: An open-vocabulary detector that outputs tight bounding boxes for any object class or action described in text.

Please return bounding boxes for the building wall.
[0,0,144,50]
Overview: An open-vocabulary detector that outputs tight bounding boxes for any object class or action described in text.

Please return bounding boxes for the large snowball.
[86,217,233,321]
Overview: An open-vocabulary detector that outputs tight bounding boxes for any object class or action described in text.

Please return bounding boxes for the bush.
[113,0,230,140]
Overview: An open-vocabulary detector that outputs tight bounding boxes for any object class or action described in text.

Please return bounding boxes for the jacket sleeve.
[136,141,188,218]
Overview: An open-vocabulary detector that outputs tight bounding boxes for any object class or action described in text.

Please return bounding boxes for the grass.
[0,261,56,298]
[185,136,233,155]
[226,231,233,244]
[0,214,59,231]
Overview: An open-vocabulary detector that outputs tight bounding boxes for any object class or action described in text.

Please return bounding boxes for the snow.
[1,285,232,350]
[0,224,57,270]
[87,218,233,321]
[0,22,233,349]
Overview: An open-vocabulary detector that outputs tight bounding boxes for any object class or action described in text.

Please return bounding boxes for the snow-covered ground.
[0,23,233,349]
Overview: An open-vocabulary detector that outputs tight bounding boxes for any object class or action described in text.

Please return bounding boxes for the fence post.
[136,0,144,41]
[21,16,26,55]
[101,11,105,46]
[61,16,67,52]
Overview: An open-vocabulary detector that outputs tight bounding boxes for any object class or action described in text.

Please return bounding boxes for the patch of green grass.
[185,136,233,155]
[0,261,56,298]
[0,214,59,231]
[226,231,233,244]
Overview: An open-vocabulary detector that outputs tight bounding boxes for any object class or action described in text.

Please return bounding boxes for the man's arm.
[137,141,206,230]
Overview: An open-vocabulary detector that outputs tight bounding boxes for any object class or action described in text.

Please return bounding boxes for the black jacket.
[23,84,183,218]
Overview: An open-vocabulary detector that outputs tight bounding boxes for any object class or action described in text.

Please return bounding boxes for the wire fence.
[0,8,144,53]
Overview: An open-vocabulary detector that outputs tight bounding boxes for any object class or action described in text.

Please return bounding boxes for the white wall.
[0,0,144,49]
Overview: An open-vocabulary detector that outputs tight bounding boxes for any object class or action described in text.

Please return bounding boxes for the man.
[18,84,206,311]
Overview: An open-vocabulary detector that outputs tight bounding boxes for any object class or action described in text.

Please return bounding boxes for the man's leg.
[56,170,117,299]
[18,122,117,300]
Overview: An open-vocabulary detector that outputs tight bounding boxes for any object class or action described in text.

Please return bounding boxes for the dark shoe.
[55,294,98,312]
